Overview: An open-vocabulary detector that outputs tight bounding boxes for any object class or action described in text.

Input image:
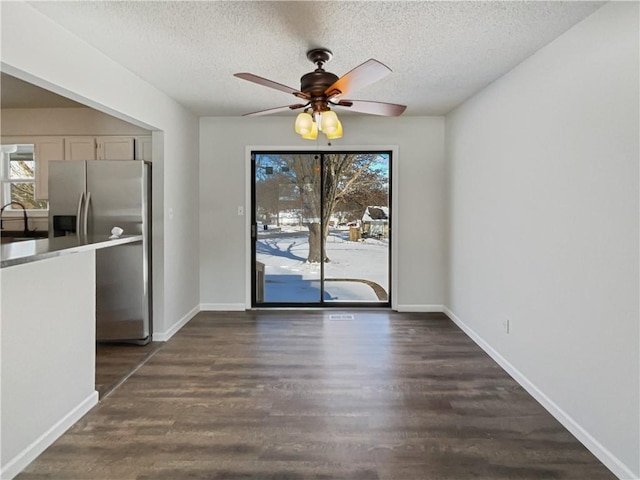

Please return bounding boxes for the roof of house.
[362,206,389,222]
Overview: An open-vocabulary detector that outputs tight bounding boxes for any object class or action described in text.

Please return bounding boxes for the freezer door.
[85,161,147,236]
[48,160,86,235]
[96,242,149,342]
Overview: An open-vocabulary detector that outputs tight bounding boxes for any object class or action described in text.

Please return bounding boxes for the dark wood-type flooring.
[18,311,615,479]
[96,341,164,399]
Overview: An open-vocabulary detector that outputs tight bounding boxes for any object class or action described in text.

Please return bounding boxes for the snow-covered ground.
[256,229,389,303]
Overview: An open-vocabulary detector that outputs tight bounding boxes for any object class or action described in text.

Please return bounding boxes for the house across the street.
[362,206,389,238]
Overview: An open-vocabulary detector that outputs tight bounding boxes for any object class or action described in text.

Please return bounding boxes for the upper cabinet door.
[134,136,152,161]
[97,136,135,160]
[65,137,96,161]
[34,137,64,200]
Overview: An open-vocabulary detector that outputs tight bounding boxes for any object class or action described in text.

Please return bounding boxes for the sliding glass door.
[252,151,391,307]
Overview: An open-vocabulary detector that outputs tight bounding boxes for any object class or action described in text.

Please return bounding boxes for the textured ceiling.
[17,1,604,116]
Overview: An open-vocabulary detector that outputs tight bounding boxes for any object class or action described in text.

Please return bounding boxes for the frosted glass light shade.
[301,121,318,140]
[320,110,339,134]
[326,120,343,139]
[294,112,314,134]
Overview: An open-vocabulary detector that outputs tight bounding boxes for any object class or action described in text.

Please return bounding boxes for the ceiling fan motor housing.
[300,70,339,97]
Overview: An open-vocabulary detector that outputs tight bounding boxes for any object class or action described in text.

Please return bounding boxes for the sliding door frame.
[245,145,399,309]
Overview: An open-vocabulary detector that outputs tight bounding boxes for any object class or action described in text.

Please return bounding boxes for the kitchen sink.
[1,231,48,244]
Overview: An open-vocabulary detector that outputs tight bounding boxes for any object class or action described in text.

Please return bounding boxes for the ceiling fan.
[234,48,406,139]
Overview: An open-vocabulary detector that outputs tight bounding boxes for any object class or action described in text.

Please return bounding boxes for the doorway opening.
[251,151,391,307]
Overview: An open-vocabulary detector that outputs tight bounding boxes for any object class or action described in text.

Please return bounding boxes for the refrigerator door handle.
[83,191,91,236]
[75,192,85,236]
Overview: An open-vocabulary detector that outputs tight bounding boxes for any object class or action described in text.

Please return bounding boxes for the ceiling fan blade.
[242,104,308,117]
[325,59,392,98]
[234,73,309,100]
[333,99,407,117]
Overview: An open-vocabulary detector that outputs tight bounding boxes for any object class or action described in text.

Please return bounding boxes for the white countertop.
[1,234,143,268]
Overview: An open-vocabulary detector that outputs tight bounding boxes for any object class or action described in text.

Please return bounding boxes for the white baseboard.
[443,307,638,480]
[152,305,199,342]
[200,303,246,311]
[1,391,98,480]
[396,304,444,313]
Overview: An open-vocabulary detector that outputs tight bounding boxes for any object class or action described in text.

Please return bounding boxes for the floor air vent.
[327,314,355,320]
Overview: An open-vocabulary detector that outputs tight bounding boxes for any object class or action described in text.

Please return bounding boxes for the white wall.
[199,116,445,311]
[1,2,200,339]
[445,3,639,478]
[1,107,150,136]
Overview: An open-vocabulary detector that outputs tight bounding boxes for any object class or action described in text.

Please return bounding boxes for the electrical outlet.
[503,318,510,334]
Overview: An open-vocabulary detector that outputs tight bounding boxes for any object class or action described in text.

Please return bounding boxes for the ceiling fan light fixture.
[294,111,314,134]
[320,110,339,133]
[325,119,343,140]
[301,121,318,140]
[297,109,343,140]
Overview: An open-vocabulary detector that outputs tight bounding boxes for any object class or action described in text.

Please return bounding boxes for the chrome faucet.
[0,202,31,235]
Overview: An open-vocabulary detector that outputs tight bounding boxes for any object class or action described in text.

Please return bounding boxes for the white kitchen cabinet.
[65,136,137,161]
[65,136,96,161]
[97,136,135,160]
[134,136,152,161]
[34,137,64,200]
[7,135,144,200]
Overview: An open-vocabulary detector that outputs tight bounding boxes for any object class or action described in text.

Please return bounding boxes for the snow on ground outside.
[257,229,389,302]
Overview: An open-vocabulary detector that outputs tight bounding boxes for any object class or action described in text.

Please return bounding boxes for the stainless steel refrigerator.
[48,160,151,344]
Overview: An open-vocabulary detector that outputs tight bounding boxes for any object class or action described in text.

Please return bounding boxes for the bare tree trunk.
[307,222,329,263]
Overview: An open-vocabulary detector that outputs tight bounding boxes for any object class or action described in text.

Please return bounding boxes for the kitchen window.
[1,144,48,211]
